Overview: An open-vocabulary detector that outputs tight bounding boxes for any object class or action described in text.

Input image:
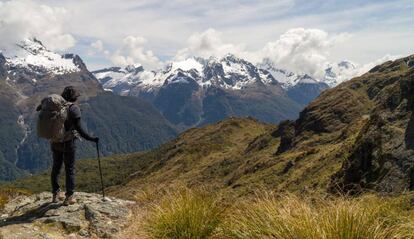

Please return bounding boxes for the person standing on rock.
[36,86,99,205]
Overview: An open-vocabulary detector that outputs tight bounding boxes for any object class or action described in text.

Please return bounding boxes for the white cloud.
[110,36,162,69]
[0,0,75,52]
[260,28,350,79]
[175,28,247,60]
[174,28,351,79]
[0,0,411,74]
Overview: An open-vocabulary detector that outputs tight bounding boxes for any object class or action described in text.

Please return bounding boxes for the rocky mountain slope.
[33,54,410,196]
[94,55,328,129]
[0,39,177,180]
[275,54,414,193]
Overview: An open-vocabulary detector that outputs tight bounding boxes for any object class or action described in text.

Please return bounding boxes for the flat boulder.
[0,192,135,239]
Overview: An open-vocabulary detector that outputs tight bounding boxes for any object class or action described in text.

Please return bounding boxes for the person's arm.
[73,118,98,142]
[69,105,98,142]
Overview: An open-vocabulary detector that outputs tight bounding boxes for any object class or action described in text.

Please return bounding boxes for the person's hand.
[92,137,99,143]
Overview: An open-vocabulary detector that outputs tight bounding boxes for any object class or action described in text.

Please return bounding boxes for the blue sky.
[0,0,413,74]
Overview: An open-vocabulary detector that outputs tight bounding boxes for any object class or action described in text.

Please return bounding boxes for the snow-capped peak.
[258,58,361,88]
[92,65,164,95]
[323,60,358,87]
[95,55,360,95]
[162,54,278,90]
[257,58,320,89]
[94,55,281,94]
[125,64,143,73]
[5,38,81,75]
[16,38,47,54]
[168,57,204,74]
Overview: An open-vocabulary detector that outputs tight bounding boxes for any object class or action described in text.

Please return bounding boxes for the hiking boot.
[52,191,65,203]
[63,195,76,206]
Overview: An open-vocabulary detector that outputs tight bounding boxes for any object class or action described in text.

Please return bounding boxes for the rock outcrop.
[330,55,414,193]
[0,192,135,239]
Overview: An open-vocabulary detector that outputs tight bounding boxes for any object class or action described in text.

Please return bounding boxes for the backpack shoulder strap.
[66,103,75,115]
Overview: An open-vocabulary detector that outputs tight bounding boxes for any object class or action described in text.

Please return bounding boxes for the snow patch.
[5,39,80,75]
[94,65,164,93]
[323,60,358,87]
[170,58,204,74]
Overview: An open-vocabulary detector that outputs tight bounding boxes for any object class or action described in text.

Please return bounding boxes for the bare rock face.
[0,192,135,239]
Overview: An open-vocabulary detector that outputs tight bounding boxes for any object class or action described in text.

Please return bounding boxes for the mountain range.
[0,39,177,180]
[0,38,360,181]
[93,55,337,129]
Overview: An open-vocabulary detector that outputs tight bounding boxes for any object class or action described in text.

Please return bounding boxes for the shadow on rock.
[405,113,414,190]
[405,113,414,150]
[0,202,62,227]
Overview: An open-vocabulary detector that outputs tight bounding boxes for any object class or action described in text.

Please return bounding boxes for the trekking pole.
[96,141,106,200]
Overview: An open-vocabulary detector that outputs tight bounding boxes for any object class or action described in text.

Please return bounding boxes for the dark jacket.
[51,104,95,152]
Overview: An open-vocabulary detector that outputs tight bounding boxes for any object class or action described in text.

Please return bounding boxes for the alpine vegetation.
[119,188,414,239]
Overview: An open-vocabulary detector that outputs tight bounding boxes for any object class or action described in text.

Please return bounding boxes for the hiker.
[36,86,99,205]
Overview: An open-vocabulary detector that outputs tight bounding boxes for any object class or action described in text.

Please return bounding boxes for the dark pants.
[51,140,76,197]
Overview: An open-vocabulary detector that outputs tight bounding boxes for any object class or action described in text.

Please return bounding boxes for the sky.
[0,0,413,78]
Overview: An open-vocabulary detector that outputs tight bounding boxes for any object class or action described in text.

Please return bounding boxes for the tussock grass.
[142,187,224,239]
[222,193,414,239]
[122,188,414,239]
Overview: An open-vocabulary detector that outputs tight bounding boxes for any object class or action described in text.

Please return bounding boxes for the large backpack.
[37,94,75,143]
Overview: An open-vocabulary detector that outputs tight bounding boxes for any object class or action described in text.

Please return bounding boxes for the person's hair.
[61,86,80,102]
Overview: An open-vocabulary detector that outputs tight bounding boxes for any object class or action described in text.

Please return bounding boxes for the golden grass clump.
[142,187,224,239]
[222,193,414,239]
[120,187,414,239]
